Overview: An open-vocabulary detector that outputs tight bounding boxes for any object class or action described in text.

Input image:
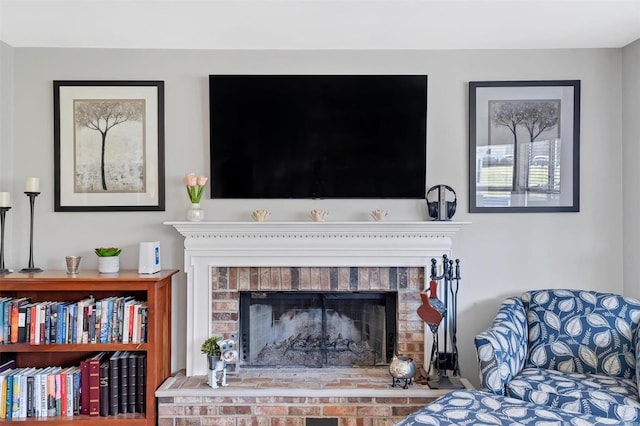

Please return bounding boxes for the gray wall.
[623,39,640,299]
[3,47,626,384]
[0,42,14,263]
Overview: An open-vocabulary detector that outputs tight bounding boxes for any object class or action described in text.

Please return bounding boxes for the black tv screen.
[209,75,427,199]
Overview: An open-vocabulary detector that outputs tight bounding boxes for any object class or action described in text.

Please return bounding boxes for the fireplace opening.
[240,291,397,368]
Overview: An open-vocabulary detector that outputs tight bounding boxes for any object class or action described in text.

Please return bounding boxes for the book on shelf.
[18,367,35,419]
[59,366,76,417]
[76,296,95,345]
[88,352,105,417]
[0,297,9,343]
[16,301,30,344]
[0,360,15,374]
[43,302,52,344]
[68,300,76,345]
[119,351,129,414]
[136,354,146,413]
[83,304,93,344]
[34,366,55,418]
[79,352,104,416]
[46,368,56,416]
[65,366,76,417]
[79,358,89,415]
[122,299,135,344]
[10,298,30,343]
[108,351,121,416]
[11,367,23,419]
[5,368,16,419]
[72,367,81,416]
[26,368,35,418]
[4,368,15,419]
[128,352,137,413]
[99,359,109,417]
[98,297,113,344]
[0,366,8,418]
[49,302,58,344]
[1,297,15,344]
[33,366,46,418]
[25,303,34,344]
[32,303,39,344]
[55,302,70,344]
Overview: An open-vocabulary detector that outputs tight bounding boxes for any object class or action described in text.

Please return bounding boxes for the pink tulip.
[197,176,208,186]
[185,173,197,187]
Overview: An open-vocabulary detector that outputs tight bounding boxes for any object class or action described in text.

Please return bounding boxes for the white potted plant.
[95,247,121,273]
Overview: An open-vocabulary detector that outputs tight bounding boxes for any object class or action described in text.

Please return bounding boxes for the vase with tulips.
[184,173,208,221]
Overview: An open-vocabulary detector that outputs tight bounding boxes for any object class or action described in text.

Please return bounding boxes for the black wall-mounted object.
[209,75,427,199]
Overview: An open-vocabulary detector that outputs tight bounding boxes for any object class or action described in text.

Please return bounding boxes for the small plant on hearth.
[94,247,122,257]
[201,335,222,357]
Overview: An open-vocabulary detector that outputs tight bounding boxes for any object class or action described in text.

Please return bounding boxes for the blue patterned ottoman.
[395,390,625,425]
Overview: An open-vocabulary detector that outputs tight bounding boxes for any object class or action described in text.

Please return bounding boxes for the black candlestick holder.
[20,192,42,273]
[0,206,11,274]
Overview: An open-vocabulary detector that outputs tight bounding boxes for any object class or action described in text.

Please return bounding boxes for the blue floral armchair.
[474,289,640,422]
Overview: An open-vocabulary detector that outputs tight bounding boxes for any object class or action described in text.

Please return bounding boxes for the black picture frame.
[469,80,580,213]
[54,80,165,212]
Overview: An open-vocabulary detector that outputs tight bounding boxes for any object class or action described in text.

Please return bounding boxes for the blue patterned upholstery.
[507,368,640,422]
[474,297,528,394]
[394,390,621,425]
[523,290,640,377]
[474,289,640,421]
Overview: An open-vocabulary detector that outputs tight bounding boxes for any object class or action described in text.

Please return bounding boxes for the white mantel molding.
[165,220,469,375]
[165,221,469,267]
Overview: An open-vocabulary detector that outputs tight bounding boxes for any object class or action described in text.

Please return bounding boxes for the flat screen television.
[209,75,427,199]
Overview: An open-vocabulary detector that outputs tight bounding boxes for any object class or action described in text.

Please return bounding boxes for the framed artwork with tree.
[54,81,165,211]
[469,80,580,213]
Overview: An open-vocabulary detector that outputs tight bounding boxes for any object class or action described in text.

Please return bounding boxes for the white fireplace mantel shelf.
[165,220,469,267]
[165,220,469,375]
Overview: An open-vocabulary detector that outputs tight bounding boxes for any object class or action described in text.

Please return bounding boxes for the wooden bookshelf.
[0,269,178,425]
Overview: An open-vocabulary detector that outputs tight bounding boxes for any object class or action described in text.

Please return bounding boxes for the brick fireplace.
[165,221,466,376]
[161,221,467,425]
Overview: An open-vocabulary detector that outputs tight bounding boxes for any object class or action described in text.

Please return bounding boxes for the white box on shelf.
[138,241,161,274]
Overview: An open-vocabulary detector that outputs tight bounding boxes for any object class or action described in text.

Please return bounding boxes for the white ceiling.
[1,0,639,50]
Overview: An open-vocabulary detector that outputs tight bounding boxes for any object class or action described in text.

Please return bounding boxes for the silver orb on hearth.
[389,355,417,389]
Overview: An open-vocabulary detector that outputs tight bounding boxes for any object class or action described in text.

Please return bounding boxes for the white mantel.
[165,221,468,375]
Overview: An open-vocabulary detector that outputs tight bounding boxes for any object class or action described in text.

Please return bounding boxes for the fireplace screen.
[240,292,397,368]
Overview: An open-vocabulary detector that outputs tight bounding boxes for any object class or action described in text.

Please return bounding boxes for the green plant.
[94,247,122,257]
[201,335,222,357]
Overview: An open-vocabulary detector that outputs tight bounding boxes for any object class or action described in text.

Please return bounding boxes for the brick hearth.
[157,368,470,426]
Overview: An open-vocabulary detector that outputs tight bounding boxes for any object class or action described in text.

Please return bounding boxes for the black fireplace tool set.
[418,255,464,389]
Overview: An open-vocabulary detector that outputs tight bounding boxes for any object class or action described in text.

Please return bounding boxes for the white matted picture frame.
[54,80,165,212]
[469,80,580,213]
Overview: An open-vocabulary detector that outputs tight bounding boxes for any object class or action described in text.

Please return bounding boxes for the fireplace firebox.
[240,291,397,368]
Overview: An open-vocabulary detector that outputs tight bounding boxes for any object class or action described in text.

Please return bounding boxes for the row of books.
[0,296,149,345]
[0,352,146,419]
[99,351,147,417]
[0,360,80,419]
